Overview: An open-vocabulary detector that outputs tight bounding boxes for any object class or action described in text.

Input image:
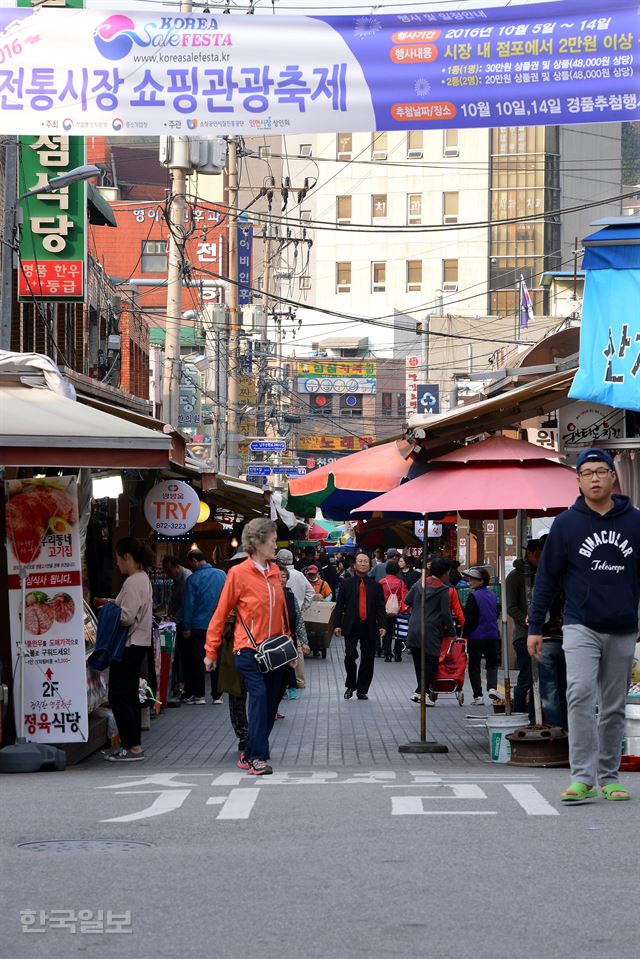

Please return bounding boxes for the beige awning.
[407,368,577,456]
[0,382,173,468]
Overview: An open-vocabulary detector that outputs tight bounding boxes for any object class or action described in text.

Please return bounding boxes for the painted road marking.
[101,789,191,823]
[504,783,560,816]
[215,788,260,820]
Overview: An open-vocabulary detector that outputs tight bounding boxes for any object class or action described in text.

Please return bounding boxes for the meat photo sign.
[4,477,88,744]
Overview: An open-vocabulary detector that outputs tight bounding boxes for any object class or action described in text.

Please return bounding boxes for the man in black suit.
[334,552,386,700]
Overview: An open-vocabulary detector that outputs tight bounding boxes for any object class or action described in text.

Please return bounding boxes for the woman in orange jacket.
[204,517,292,776]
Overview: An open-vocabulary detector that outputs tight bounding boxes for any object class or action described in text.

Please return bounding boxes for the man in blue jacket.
[182,549,226,705]
[528,448,640,803]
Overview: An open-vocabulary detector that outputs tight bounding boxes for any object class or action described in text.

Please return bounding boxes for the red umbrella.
[353,436,577,724]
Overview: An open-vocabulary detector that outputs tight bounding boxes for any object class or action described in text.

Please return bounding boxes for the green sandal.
[560,782,597,802]
[601,784,631,801]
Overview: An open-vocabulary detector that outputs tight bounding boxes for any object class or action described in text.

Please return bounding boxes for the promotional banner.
[568,270,640,412]
[4,477,88,743]
[297,434,375,451]
[0,2,638,136]
[17,134,87,301]
[296,360,376,395]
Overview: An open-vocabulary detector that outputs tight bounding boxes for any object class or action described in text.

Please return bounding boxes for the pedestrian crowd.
[98,448,640,804]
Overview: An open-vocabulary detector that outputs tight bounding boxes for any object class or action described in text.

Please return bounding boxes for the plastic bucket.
[487,714,530,763]
[624,704,640,741]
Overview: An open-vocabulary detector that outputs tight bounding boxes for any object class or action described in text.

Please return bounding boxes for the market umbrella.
[284,439,421,520]
[353,436,577,745]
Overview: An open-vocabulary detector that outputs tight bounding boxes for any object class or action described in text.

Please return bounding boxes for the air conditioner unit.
[372,150,387,160]
[337,218,351,225]
[407,149,423,159]
[299,144,312,157]
[443,215,458,224]
[336,284,351,293]
[444,147,459,157]
[337,152,351,161]
[407,284,422,292]
[442,282,458,292]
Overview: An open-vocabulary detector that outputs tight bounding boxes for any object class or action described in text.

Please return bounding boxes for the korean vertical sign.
[5,477,88,743]
[17,135,87,302]
[405,355,421,415]
[237,223,253,306]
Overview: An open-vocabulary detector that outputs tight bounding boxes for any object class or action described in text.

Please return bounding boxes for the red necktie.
[359,578,367,621]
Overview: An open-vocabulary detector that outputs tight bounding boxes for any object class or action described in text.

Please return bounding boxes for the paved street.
[1,647,638,959]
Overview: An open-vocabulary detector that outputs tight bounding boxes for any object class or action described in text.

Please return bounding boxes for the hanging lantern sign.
[144,481,200,537]
[196,501,211,524]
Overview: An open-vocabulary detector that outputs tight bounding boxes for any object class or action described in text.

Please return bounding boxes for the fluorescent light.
[92,475,123,499]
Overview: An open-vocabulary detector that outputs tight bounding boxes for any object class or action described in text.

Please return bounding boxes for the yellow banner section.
[296,434,375,451]
[295,360,376,378]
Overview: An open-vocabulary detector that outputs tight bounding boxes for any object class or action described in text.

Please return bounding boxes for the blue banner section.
[0,2,637,135]
[237,224,252,306]
[569,270,640,412]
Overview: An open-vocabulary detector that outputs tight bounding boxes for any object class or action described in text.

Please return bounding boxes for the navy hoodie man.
[528,448,640,803]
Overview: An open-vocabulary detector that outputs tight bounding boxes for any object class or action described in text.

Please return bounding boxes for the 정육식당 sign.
[0,3,639,137]
[4,477,88,744]
[144,480,201,536]
[17,135,87,302]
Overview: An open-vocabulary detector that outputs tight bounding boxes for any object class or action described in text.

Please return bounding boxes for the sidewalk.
[94,645,502,768]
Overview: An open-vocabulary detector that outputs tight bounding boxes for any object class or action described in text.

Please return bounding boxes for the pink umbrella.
[353,436,577,732]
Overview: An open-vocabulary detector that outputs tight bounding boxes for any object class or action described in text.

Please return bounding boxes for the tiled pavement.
[110,644,504,769]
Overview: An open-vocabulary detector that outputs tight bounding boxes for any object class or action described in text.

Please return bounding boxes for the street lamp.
[18,164,101,202]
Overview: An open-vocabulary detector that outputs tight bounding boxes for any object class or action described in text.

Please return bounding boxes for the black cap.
[523,538,541,553]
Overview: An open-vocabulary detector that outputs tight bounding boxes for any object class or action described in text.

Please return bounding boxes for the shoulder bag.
[237,611,297,674]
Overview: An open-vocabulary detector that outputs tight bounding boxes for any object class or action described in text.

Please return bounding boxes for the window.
[371,261,386,293]
[406,259,422,292]
[371,132,387,160]
[336,195,352,224]
[407,193,422,225]
[407,130,423,158]
[443,191,459,224]
[336,262,352,293]
[141,240,167,272]
[397,393,407,417]
[381,392,393,417]
[443,258,459,291]
[337,133,352,160]
[299,143,312,157]
[309,395,333,416]
[339,394,363,417]
[443,128,459,156]
[299,275,311,291]
[371,194,387,220]
[258,145,271,159]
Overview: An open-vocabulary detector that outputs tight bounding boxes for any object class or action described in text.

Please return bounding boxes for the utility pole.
[256,216,272,446]
[0,137,18,352]
[225,137,241,477]
[161,0,192,426]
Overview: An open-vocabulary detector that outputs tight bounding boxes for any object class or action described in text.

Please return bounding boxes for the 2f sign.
[143,481,201,537]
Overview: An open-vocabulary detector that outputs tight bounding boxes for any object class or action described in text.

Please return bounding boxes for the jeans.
[467,639,499,698]
[538,641,567,729]
[234,648,283,761]
[108,645,146,749]
[382,616,402,660]
[513,637,533,717]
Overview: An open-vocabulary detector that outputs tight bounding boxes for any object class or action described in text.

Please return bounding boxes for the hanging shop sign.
[296,360,377,395]
[144,480,201,536]
[237,223,253,306]
[558,401,625,460]
[405,355,421,415]
[17,134,87,302]
[569,271,640,412]
[4,477,88,744]
[3,4,638,137]
[416,383,440,414]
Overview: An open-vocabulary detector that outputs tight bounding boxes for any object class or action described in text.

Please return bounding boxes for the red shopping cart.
[431,637,467,706]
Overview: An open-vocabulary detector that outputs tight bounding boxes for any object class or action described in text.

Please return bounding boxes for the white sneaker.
[193,697,207,705]
[488,689,501,702]
[425,695,436,707]
[213,697,224,705]
[472,696,484,706]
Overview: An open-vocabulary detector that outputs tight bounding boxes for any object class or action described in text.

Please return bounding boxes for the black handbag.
[238,612,297,674]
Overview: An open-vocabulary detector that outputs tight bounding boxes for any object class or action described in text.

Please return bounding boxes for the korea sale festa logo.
[93,14,232,61]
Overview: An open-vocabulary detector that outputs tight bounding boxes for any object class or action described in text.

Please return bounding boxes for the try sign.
[143,481,201,537]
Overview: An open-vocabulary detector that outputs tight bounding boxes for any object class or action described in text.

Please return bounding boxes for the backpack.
[385,585,400,616]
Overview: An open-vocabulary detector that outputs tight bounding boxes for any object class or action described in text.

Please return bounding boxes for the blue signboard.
[276,467,307,478]
[237,225,253,307]
[249,440,287,453]
[247,464,272,476]
[416,384,440,414]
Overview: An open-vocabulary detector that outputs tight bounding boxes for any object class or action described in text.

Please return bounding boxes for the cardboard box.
[303,599,337,645]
